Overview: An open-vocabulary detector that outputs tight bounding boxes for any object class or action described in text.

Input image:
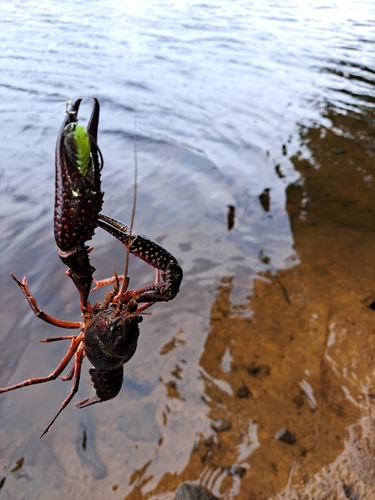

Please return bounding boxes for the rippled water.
[0,1,374,499]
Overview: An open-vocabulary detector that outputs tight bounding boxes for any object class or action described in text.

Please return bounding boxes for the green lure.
[63,122,91,176]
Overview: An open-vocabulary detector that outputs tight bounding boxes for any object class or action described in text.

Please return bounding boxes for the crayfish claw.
[98,214,183,302]
[54,98,104,311]
[54,98,103,253]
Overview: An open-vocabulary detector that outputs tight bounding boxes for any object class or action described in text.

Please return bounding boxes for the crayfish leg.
[91,274,125,293]
[11,273,82,329]
[40,335,77,343]
[58,353,86,381]
[40,342,84,438]
[0,333,84,394]
[0,333,85,436]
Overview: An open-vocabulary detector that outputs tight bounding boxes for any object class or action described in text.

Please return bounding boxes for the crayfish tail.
[75,394,101,408]
[76,366,124,409]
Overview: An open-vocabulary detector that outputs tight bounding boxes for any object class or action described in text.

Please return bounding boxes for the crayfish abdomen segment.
[89,366,123,402]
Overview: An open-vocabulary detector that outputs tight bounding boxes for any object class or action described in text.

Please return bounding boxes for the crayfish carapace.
[0,98,183,437]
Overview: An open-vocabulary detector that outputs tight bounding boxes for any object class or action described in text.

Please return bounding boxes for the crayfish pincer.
[0,98,183,437]
[54,97,104,313]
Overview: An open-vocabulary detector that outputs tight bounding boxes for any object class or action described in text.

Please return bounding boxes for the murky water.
[0,1,374,499]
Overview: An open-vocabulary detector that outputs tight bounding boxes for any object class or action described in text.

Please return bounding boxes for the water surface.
[0,1,374,499]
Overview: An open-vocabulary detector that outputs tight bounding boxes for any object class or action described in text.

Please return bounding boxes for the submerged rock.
[275,427,296,444]
[175,483,218,500]
[211,418,232,433]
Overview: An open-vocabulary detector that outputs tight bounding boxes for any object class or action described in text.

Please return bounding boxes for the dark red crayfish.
[0,98,183,437]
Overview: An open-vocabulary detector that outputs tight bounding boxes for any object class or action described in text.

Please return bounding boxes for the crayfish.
[0,98,183,437]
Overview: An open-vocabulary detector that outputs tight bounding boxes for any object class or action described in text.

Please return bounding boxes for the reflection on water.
[140,102,375,499]
[0,0,375,499]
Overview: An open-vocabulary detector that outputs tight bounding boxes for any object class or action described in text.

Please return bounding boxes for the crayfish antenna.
[114,94,138,317]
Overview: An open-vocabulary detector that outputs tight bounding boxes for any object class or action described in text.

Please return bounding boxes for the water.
[0,1,374,499]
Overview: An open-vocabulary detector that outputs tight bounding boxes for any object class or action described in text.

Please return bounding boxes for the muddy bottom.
[124,108,375,499]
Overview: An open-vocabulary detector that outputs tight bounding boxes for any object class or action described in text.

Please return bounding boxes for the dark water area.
[0,1,375,499]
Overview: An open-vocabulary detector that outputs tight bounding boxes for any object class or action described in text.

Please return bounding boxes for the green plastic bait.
[63,122,91,176]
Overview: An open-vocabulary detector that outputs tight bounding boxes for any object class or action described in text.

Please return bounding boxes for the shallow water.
[0,1,375,499]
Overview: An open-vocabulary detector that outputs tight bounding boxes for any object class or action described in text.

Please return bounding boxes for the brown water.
[0,1,375,499]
